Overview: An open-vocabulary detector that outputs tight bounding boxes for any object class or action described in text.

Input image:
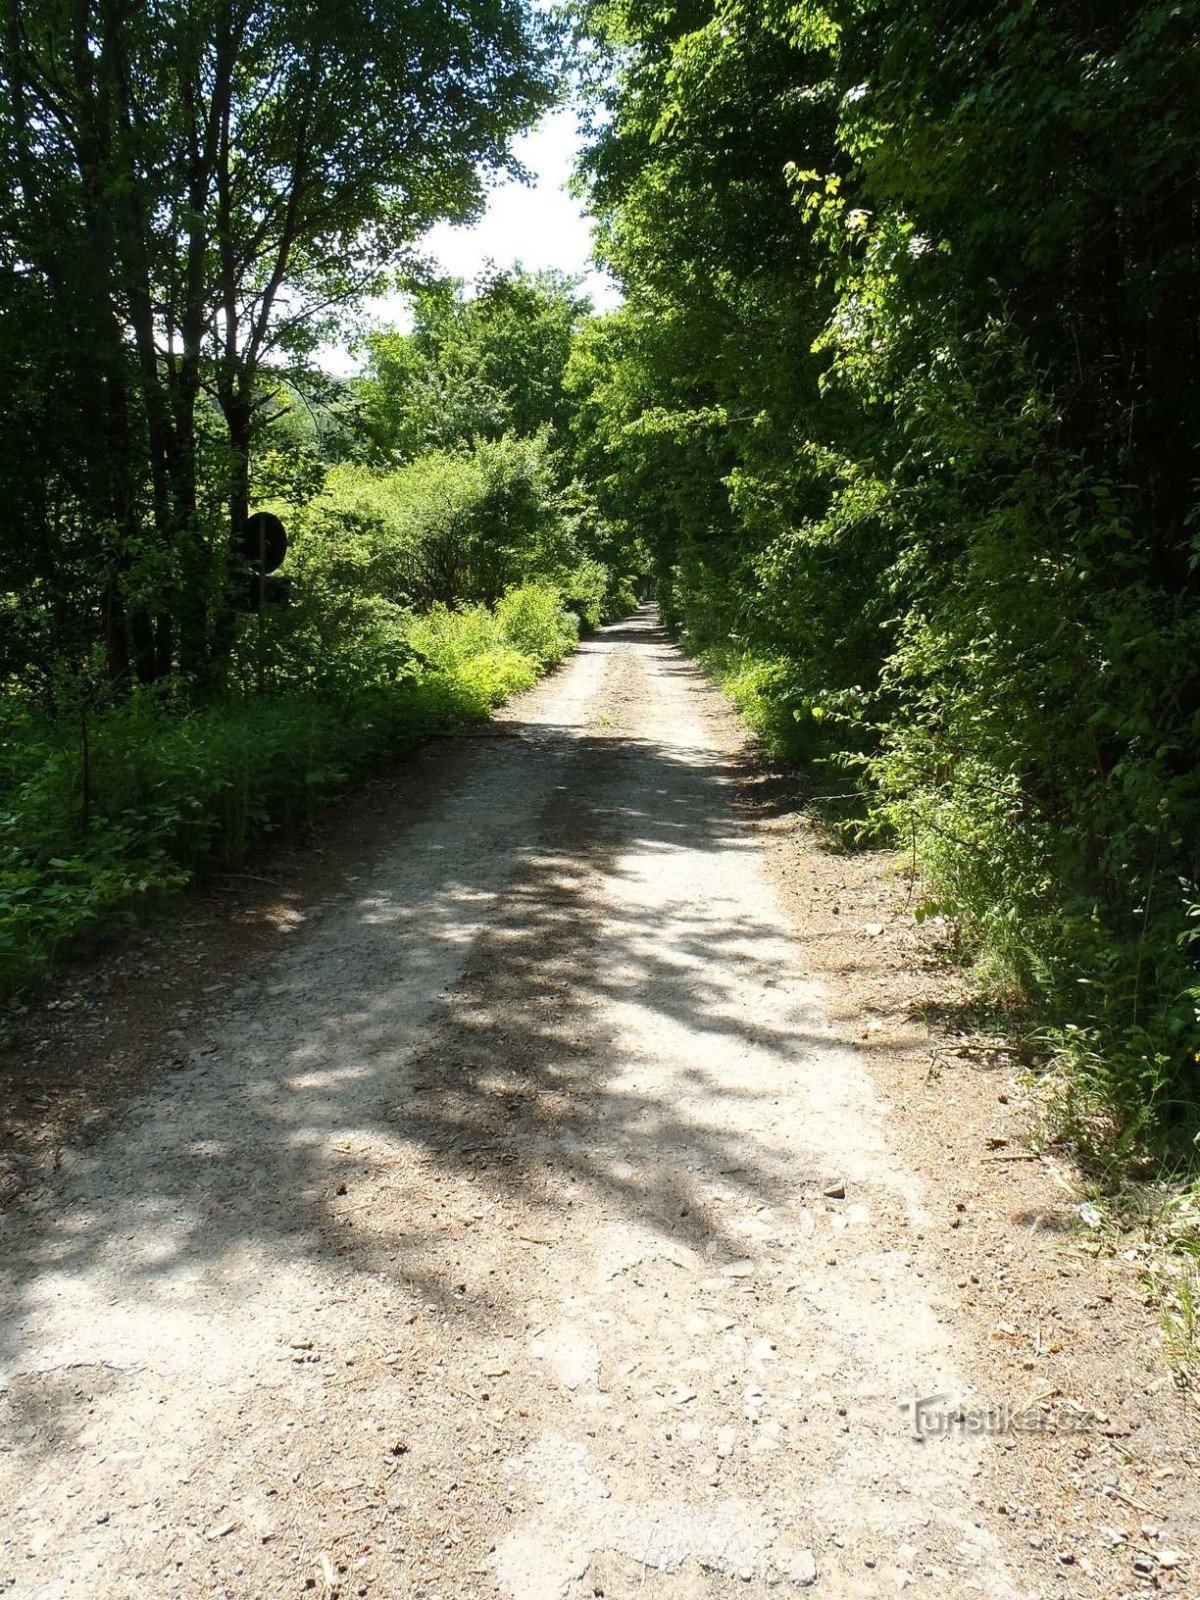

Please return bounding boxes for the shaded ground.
[0,609,1196,1599]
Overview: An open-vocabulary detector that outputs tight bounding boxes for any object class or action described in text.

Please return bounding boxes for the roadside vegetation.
[0,2,639,1001]
[0,248,642,998]
[568,0,1200,1173]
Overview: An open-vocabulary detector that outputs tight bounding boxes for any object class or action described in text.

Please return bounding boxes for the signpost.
[240,512,289,692]
[240,511,288,612]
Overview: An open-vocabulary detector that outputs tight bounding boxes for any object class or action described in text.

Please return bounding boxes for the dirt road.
[0,611,1190,1598]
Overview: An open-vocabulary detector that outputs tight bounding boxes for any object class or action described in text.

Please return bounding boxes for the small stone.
[823,1181,846,1200]
[786,1550,817,1586]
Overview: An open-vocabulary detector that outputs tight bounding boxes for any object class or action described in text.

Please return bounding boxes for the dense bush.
[0,289,634,1002]
[285,433,568,606]
[0,583,575,998]
[495,584,580,667]
[576,0,1200,1159]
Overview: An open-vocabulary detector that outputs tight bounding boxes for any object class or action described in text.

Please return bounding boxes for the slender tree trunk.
[99,0,181,680]
[64,0,160,684]
[5,0,140,684]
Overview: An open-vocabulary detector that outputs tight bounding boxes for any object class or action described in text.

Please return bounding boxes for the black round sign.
[240,511,287,574]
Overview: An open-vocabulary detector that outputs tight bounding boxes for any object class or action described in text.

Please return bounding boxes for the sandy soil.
[1,608,1197,1600]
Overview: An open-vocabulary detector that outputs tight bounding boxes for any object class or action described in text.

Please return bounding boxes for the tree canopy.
[359,268,591,462]
[0,0,556,683]
[570,0,1200,1149]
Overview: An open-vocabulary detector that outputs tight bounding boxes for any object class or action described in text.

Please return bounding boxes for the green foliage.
[555,559,608,630]
[575,0,1200,1159]
[359,269,591,461]
[356,270,647,620]
[284,432,575,614]
[0,581,575,998]
[0,0,555,687]
[495,583,581,667]
[698,653,817,765]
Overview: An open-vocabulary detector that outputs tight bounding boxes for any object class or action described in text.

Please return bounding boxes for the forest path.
[3,609,1025,1598]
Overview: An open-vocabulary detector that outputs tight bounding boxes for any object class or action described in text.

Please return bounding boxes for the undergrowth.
[0,586,577,1002]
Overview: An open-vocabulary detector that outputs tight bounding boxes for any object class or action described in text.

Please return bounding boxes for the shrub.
[602,575,640,622]
[495,583,579,667]
[289,433,577,616]
[0,580,578,1000]
[556,557,608,630]
[406,602,505,673]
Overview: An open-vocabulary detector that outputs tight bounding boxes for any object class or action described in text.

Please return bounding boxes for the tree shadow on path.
[0,612,841,1447]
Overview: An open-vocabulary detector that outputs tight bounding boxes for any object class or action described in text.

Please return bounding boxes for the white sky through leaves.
[325,109,618,373]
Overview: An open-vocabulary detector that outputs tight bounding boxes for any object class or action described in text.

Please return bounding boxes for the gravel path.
[2,610,1027,1598]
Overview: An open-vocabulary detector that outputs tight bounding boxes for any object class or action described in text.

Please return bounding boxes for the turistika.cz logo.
[901,1393,1102,1439]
